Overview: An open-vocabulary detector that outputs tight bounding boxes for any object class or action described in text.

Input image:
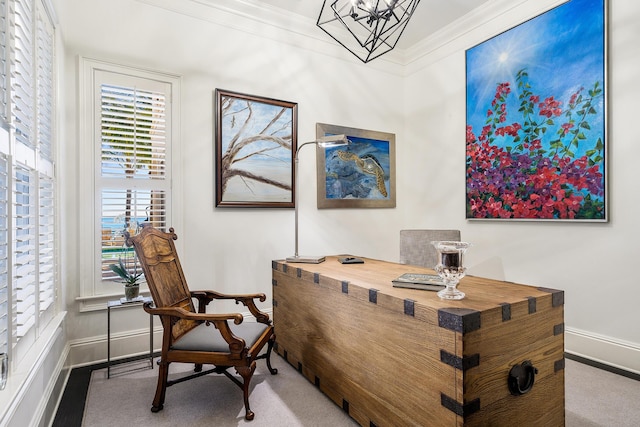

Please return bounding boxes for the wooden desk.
[272,256,564,427]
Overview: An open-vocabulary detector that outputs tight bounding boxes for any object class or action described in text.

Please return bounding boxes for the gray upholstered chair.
[399,229,461,269]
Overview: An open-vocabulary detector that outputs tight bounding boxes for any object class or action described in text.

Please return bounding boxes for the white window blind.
[0,0,8,126]
[38,174,53,316]
[0,0,56,361]
[100,84,166,179]
[100,188,166,281]
[36,6,52,161]
[11,0,35,150]
[97,76,171,284]
[80,60,179,299]
[13,165,36,340]
[0,153,8,355]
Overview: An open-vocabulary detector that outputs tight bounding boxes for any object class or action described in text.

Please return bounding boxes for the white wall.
[54,0,407,366]
[403,0,640,373]
[53,0,640,374]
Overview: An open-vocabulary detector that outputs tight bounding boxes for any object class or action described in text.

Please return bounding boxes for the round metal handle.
[508,360,538,396]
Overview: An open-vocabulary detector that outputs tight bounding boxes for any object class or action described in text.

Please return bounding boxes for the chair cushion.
[171,321,269,352]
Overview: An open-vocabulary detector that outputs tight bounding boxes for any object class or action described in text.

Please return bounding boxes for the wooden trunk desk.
[272,256,564,426]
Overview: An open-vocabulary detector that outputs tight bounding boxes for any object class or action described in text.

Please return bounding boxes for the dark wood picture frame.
[215,89,297,208]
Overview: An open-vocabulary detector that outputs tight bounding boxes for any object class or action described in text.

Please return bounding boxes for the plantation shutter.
[0,0,8,355]
[36,6,53,161]
[98,81,169,281]
[38,174,53,316]
[11,0,34,150]
[0,154,8,355]
[13,165,36,341]
[11,0,37,345]
[100,84,166,179]
[35,3,54,324]
[6,0,56,352]
[0,0,8,126]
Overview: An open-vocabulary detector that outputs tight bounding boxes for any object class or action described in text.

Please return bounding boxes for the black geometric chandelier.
[317,0,421,63]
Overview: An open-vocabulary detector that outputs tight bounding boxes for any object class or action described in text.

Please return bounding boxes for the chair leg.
[151,360,169,413]
[265,335,278,375]
[236,362,257,421]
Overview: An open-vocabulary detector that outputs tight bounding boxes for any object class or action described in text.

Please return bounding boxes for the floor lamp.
[286,134,350,263]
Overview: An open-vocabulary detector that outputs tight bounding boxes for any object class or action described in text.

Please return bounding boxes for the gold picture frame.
[316,123,396,209]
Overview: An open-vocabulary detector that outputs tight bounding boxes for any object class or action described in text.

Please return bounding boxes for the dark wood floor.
[53,364,98,427]
[52,354,158,427]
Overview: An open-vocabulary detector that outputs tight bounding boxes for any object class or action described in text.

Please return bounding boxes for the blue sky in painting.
[221,97,292,163]
[466,0,605,145]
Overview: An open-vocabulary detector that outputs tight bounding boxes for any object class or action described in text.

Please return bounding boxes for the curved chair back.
[127,226,198,341]
[399,229,461,269]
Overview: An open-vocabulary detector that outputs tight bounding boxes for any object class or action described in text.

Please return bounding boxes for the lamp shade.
[317,0,422,63]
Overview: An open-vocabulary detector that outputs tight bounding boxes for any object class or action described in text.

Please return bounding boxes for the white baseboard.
[565,327,640,375]
[68,315,638,378]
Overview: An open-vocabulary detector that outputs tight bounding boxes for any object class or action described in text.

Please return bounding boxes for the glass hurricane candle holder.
[431,241,471,300]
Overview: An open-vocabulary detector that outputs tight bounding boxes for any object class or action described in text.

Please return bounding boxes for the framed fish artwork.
[315,123,396,209]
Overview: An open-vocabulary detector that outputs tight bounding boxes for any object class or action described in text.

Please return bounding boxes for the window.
[79,59,181,299]
[0,0,56,363]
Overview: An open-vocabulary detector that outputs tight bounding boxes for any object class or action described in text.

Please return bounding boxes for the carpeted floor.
[80,355,640,426]
[82,355,357,426]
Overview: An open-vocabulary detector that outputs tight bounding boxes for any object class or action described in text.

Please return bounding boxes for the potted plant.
[109,258,143,300]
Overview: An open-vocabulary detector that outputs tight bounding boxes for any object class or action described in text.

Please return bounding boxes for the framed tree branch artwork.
[465,0,606,221]
[215,89,297,208]
[316,123,396,209]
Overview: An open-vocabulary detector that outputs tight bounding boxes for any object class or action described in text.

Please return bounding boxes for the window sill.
[75,292,151,312]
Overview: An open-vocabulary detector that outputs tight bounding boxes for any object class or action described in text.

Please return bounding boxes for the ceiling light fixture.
[317,0,421,63]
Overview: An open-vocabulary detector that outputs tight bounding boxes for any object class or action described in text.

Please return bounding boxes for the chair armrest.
[143,302,249,354]
[190,291,271,324]
[143,302,244,325]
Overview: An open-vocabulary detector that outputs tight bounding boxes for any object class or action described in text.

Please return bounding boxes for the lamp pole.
[286,135,350,263]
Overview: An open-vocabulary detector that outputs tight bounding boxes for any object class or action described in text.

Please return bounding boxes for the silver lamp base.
[286,255,326,264]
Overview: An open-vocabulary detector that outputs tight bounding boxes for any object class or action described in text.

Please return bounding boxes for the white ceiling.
[249,0,492,49]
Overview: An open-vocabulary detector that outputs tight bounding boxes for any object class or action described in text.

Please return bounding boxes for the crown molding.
[134,0,568,75]
[135,0,406,74]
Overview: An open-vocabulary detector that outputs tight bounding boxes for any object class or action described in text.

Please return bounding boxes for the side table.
[107,296,154,378]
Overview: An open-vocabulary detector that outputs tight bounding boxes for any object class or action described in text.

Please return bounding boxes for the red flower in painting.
[466,69,605,220]
[539,96,562,118]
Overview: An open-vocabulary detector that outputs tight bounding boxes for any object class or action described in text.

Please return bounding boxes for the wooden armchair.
[127,225,277,421]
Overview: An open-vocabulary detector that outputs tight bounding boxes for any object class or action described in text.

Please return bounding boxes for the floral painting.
[465,0,606,220]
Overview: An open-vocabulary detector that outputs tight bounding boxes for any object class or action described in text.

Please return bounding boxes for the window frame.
[78,58,182,310]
